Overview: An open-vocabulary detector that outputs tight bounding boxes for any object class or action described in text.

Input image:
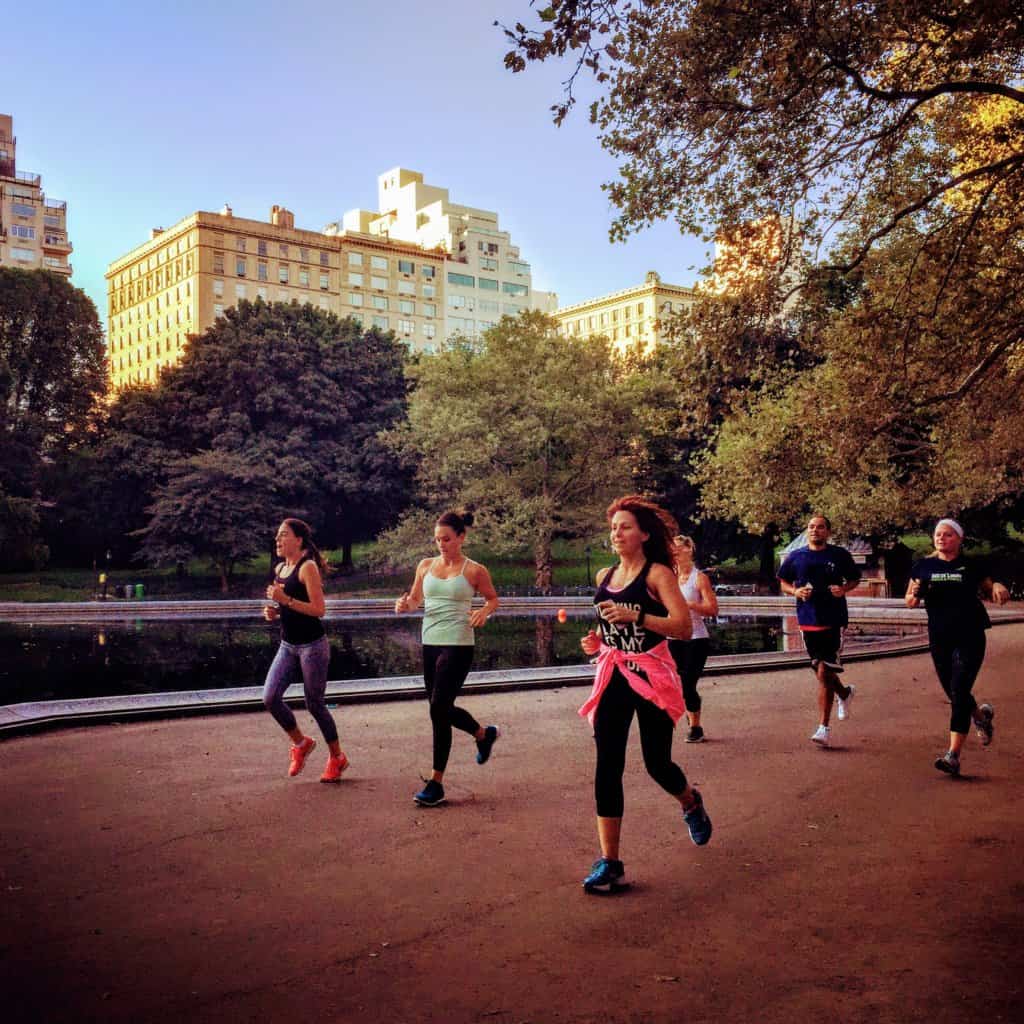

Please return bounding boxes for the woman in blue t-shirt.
[906,518,1010,777]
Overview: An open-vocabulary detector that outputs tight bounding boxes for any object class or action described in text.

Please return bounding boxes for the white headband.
[935,518,964,539]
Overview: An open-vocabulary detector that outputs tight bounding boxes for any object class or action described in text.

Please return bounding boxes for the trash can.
[124,584,133,599]
[134,583,144,599]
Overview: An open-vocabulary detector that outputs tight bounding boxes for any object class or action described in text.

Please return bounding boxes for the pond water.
[0,612,924,705]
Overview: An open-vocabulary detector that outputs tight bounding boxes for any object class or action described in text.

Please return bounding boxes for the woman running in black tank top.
[577,495,713,894]
[263,518,349,783]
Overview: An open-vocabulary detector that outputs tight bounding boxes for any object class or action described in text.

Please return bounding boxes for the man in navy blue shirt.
[777,515,862,747]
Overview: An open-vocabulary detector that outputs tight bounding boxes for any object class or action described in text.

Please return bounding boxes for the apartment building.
[339,167,557,341]
[0,113,73,277]
[106,205,445,391]
[553,271,696,352]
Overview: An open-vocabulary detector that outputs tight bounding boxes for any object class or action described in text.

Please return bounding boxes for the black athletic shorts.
[802,627,844,673]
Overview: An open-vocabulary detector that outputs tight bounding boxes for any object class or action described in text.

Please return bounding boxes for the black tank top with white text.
[276,554,326,645]
[594,561,669,656]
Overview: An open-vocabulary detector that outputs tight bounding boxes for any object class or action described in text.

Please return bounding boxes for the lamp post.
[584,546,592,589]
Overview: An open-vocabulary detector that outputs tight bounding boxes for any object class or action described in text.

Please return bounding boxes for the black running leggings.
[422,644,480,773]
[929,630,986,735]
[593,670,688,818]
[668,637,710,713]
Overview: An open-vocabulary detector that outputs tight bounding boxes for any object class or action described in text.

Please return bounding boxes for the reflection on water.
[0,613,924,705]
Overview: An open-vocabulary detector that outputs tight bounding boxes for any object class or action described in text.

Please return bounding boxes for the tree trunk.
[341,539,353,570]
[219,561,230,594]
[757,526,780,594]
[534,533,553,592]
[535,616,555,665]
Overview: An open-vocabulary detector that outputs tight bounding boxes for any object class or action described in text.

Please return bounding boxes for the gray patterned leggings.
[262,635,338,744]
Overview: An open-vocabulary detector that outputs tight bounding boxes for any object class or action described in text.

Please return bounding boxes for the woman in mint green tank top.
[395,510,501,807]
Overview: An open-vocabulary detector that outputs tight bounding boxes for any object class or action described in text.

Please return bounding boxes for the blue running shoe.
[476,725,501,765]
[935,751,961,776]
[682,788,712,846]
[414,779,446,806]
[582,857,627,893]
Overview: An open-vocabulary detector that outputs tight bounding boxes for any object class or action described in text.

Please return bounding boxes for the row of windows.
[111,254,195,311]
[347,252,437,277]
[565,302,650,334]
[222,234,330,267]
[446,271,529,297]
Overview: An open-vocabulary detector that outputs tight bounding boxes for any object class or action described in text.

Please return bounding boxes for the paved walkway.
[2,627,1023,1023]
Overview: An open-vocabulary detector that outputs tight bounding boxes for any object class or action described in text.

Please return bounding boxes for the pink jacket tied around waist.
[578,640,686,727]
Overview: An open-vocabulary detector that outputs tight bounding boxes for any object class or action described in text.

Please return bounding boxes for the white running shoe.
[837,684,856,721]
[811,724,831,747]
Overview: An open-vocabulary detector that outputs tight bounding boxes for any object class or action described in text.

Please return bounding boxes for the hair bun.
[461,510,475,528]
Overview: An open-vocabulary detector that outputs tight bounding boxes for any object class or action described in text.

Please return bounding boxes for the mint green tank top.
[422,559,475,646]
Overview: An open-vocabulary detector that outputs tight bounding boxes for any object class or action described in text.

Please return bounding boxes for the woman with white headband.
[905,519,1010,776]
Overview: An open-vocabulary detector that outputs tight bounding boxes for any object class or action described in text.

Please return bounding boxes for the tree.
[505,2,1024,534]
[0,268,106,569]
[379,312,651,588]
[109,300,411,586]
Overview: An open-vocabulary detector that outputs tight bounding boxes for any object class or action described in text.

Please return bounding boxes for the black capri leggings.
[929,631,986,735]
[669,637,710,713]
[593,670,688,818]
[423,644,480,773]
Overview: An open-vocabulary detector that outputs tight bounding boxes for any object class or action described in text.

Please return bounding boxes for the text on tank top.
[422,558,476,646]
[276,554,326,645]
[594,562,669,683]
[680,566,710,640]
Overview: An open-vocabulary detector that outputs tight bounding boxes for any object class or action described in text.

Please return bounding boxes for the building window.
[235,284,246,299]
[348,252,363,266]
[448,272,475,287]
[258,240,267,256]
[502,282,528,296]
[279,244,289,257]
[480,257,498,271]
[348,272,363,287]
[423,323,436,339]
[397,280,415,295]
[371,275,388,290]
[398,319,414,335]
[510,261,530,277]
[213,252,225,273]
[257,286,268,301]
[258,261,268,281]
[236,258,247,277]
[11,202,35,218]
[214,303,224,317]
[236,238,247,252]
[371,255,388,271]
[479,277,498,291]
[213,279,224,297]
[319,273,329,290]
[279,265,289,284]
[372,315,389,330]
[479,299,499,314]
[421,265,436,279]
[422,302,436,317]
[399,299,414,315]
[10,225,36,239]
[299,247,310,263]
[299,269,310,287]
[398,259,414,275]
[448,295,467,309]
[422,284,436,299]
[371,295,389,311]
[349,313,363,327]
[348,292,363,307]
[320,252,329,267]
[11,247,34,261]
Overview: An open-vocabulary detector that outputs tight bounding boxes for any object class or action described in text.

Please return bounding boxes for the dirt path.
[2,627,1023,1023]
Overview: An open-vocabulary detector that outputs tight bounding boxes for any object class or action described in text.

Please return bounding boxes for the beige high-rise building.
[106,205,446,391]
[340,167,557,341]
[553,271,696,352]
[0,113,73,277]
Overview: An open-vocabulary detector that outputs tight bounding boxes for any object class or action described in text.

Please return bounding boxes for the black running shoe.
[476,725,500,765]
[414,779,446,806]
[974,704,994,747]
[934,751,961,776]
[582,857,627,893]
[686,726,705,743]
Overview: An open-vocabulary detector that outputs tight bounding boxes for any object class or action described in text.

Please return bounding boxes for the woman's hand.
[395,591,411,614]
[266,582,286,604]
[991,582,1010,606]
[580,629,601,656]
[262,605,279,622]
[596,600,638,625]
[468,607,490,628]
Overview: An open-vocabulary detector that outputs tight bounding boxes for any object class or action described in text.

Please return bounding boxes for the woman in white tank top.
[668,535,718,742]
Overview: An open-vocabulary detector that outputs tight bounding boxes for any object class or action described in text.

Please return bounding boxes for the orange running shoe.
[288,736,316,777]
[320,753,349,784]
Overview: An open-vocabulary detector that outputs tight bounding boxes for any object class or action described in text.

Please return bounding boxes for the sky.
[2,1,710,325]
